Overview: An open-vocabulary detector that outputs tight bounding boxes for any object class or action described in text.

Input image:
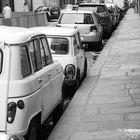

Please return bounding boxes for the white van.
[0,26,64,140]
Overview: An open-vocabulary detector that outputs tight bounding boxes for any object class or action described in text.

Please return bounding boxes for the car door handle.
[38,78,43,83]
[48,73,51,78]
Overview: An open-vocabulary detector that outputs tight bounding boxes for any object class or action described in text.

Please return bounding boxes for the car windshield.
[79,5,107,13]
[61,5,73,10]
[47,37,69,55]
[60,13,94,24]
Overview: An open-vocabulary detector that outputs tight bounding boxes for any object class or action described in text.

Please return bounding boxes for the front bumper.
[0,133,24,140]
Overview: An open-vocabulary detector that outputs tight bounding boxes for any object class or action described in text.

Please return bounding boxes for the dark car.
[78,3,113,38]
[34,6,60,21]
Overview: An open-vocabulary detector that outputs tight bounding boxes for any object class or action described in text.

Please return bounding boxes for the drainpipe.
[138,0,140,14]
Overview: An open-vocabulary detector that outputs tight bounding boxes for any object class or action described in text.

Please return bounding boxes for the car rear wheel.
[73,70,80,91]
[25,119,39,140]
[97,35,103,51]
[83,59,87,79]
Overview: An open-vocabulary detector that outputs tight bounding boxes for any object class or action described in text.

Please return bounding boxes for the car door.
[39,37,63,110]
[28,37,53,121]
[73,33,85,78]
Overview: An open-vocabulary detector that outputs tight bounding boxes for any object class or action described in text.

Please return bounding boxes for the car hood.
[57,24,92,34]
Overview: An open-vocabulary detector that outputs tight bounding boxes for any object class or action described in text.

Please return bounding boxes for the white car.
[32,26,87,93]
[57,10,103,50]
[0,26,64,140]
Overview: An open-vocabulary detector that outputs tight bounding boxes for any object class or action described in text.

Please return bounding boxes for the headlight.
[64,64,75,80]
[7,102,17,123]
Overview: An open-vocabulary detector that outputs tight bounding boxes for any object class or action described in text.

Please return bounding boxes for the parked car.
[32,26,87,95]
[34,5,60,21]
[57,10,103,50]
[61,4,78,12]
[0,26,64,140]
[78,3,113,38]
[105,3,120,28]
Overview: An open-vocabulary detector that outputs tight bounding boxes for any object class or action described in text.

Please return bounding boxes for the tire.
[73,70,80,91]
[25,119,39,140]
[97,35,103,51]
[83,59,87,79]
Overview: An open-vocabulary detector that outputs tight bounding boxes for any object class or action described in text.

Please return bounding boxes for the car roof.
[79,3,105,6]
[61,9,93,14]
[31,26,78,37]
[0,26,44,44]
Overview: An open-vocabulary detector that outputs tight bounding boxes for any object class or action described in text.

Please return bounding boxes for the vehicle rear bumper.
[80,32,99,43]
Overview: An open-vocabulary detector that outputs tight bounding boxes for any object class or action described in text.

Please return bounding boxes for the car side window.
[29,39,42,72]
[40,37,53,65]
[84,14,94,24]
[20,45,31,77]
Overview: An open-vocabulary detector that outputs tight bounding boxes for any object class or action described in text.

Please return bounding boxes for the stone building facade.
[0,0,76,12]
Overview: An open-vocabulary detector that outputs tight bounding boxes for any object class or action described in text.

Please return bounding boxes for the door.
[73,33,85,78]
[0,47,9,131]
[40,37,63,108]
[28,37,52,121]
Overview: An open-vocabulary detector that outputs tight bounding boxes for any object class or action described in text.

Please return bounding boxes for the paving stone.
[100,106,140,114]
[134,99,140,106]
[89,96,132,105]
[126,84,140,89]
[98,121,140,131]
[80,114,123,123]
[70,130,140,140]
[126,113,140,121]
[129,89,140,94]
[76,122,99,132]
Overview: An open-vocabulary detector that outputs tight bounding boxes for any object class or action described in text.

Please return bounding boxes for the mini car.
[57,10,103,50]
[78,3,113,38]
[0,26,64,140]
[31,26,87,93]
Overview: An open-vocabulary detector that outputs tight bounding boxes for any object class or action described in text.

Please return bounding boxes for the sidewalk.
[48,8,140,140]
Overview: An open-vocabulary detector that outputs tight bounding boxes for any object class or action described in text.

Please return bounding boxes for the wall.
[14,0,24,11]
[33,0,44,10]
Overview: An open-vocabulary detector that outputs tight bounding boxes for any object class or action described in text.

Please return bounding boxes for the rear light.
[90,26,97,32]
[64,64,75,80]
[7,102,17,123]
